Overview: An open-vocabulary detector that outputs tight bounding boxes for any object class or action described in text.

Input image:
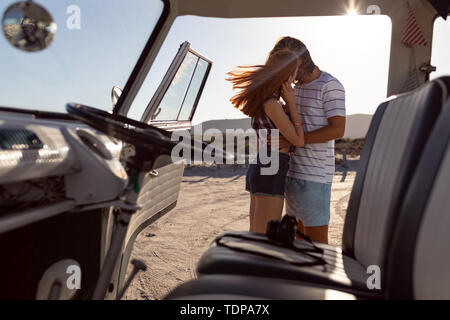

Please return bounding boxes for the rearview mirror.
[111,86,123,108]
[2,1,57,52]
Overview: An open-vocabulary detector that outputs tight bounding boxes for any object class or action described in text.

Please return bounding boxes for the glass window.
[0,0,164,113]
[177,57,209,120]
[128,14,391,126]
[430,16,450,80]
[149,51,210,122]
[152,52,198,121]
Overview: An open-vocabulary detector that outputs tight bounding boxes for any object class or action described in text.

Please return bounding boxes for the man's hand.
[278,135,292,149]
[304,116,345,144]
[267,134,292,150]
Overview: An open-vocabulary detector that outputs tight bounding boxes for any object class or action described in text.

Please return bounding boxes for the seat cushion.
[345,77,449,266]
[352,87,443,268]
[165,274,358,300]
[413,145,450,299]
[197,232,378,297]
[387,97,450,299]
[196,77,450,297]
[194,77,450,300]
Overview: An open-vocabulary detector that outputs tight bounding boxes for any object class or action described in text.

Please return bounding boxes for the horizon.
[190,114,373,140]
[194,113,374,123]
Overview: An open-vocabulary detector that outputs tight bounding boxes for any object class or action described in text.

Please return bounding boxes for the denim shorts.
[245,152,290,198]
[285,176,331,227]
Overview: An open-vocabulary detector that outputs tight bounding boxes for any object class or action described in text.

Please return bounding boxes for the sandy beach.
[123,160,358,300]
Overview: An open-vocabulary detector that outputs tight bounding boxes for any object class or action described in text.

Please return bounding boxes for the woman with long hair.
[227,50,305,234]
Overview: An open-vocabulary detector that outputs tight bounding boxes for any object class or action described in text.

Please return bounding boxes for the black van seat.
[387,97,450,299]
[195,77,450,295]
[199,232,368,289]
[165,274,357,300]
[165,88,450,300]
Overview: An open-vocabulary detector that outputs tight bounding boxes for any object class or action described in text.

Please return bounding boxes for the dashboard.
[0,110,129,232]
[0,108,188,299]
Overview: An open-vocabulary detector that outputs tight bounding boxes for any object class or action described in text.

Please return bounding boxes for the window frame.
[140,41,212,126]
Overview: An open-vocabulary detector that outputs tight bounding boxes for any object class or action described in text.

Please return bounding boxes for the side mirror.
[111,86,123,108]
[2,1,57,52]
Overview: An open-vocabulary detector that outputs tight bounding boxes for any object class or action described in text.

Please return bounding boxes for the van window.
[128,15,392,124]
[430,17,450,80]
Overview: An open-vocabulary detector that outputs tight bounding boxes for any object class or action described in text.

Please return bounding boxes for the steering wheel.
[66,103,177,158]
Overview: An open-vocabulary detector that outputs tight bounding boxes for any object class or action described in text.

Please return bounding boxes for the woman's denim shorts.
[245,152,290,198]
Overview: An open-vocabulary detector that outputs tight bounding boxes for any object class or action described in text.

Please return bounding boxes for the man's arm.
[277,77,346,148]
[304,116,345,144]
[304,77,346,144]
[277,116,345,148]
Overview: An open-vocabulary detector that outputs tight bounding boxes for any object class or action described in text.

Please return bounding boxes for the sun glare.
[347,9,358,16]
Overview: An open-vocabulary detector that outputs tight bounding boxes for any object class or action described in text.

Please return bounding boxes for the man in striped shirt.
[270,37,346,244]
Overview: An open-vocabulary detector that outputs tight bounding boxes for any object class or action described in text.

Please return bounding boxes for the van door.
[113,42,212,298]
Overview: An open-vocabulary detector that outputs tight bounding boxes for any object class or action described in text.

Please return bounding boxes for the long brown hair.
[226,50,298,118]
[269,36,316,75]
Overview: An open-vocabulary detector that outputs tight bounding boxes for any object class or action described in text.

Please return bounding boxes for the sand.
[123,160,358,300]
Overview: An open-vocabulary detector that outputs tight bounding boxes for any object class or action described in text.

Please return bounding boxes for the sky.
[430,17,450,79]
[124,13,450,125]
[128,14,393,124]
[0,1,449,126]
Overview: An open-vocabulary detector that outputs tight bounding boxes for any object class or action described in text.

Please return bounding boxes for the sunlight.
[347,9,358,16]
[344,0,360,16]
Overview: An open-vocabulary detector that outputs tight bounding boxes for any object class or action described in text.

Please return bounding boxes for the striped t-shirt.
[287,71,346,184]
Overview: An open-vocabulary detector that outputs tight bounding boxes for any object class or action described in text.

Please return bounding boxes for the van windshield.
[0,0,164,113]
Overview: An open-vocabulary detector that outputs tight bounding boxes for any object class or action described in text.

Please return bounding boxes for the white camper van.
[0,0,449,300]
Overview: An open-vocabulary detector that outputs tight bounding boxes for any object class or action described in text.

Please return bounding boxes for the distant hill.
[192,114,373,140]
[343,114,372,139]
[191,118,251,135]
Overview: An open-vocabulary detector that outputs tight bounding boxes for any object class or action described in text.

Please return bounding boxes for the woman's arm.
[281,80,304,144]
[264,97,304,147]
